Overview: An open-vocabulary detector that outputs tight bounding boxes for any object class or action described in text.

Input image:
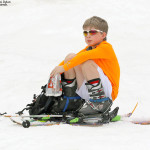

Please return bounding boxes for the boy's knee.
[64,53,76,63]
[81,60,97,70]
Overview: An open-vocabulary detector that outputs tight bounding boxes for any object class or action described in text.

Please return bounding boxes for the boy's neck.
[91,42,101,49]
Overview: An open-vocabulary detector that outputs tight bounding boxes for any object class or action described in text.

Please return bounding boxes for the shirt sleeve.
[63,43,114,71]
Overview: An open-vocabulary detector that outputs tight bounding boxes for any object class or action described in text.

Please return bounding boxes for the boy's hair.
[83,16,108,41]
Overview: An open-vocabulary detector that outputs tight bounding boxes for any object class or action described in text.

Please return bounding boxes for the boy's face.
[83,27,106,47]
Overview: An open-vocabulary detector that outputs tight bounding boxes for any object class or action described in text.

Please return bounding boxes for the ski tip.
[132,120,150,125]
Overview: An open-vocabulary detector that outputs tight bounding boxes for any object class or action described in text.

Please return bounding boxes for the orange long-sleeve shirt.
[59,41,120,100]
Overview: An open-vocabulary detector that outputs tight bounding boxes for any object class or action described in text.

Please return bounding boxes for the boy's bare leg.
[81,60,99,81]
[74,65,85,89]
[64,53,76,79]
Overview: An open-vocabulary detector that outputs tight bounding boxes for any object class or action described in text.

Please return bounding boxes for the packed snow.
[0,0,150,150]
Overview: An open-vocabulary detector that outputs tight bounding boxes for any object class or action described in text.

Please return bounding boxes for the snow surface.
[0,0,150,149]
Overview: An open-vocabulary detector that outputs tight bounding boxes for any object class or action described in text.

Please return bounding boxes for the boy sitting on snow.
[49,16,120,122]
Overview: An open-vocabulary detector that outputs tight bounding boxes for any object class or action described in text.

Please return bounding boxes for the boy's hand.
[50,66,65,77]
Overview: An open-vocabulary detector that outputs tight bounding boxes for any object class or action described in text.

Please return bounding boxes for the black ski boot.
[52,75,84,113]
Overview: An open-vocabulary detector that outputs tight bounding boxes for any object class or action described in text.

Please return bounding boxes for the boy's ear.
[102,32,107,39]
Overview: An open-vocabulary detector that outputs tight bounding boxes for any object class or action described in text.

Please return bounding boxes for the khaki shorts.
[76,66,112,101]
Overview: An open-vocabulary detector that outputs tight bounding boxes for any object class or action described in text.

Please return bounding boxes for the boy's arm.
[58,48,86,66]
[63,43,114,71]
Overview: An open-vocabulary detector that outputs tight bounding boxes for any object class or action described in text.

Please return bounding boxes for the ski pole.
[125,102,138,117]
[1,114,71,118]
